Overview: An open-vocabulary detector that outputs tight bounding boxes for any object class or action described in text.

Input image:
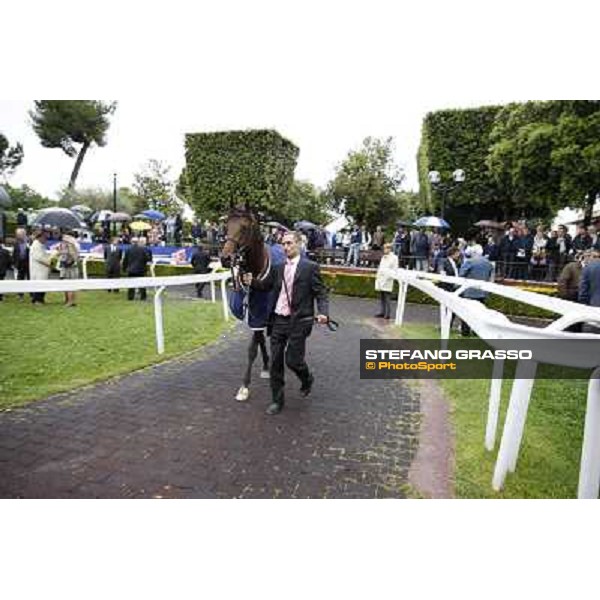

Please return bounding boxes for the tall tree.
[133,159,177,213]
[281,180,331,226]
[487,100,600,223]
[328,137,404,230]
[3,184,50,210]
[0,133,24,182]
[29,100,117,190]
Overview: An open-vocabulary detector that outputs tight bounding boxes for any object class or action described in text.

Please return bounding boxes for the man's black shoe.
[266,402,283,415]
[300,373,314,397]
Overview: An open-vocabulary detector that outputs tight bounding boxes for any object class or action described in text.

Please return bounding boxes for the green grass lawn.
[398,322,588,499]
[0,291,232,409]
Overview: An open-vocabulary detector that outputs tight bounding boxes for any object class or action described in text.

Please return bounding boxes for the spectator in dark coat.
[499,228,518,278]
[579,250,600,307]
[174,214,183,245]
[572,225,592,252]
[11,228,30,301]
[514,227,534,280]
[458,245,494,336]
[190,243,211,298]
[0,243,11,301]
[123,237,151,301]
[412,230,430,271]
[104,237,123,293]
[16,208,28,228]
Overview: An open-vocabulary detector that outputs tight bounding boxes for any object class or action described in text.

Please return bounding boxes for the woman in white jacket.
[29,228,54,304]
[374,243,399,319]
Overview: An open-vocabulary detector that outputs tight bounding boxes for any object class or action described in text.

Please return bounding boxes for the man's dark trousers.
[127,275,147,300]
[270,314,312,406]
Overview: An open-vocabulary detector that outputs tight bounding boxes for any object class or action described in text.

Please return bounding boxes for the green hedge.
[184,129,299,219]
[417,105,502,235]
[86,260,196,278]
[85,260,558,319]
[321,271,559,319]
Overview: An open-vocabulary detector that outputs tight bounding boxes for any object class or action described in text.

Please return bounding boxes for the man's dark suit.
[579,259,600,307]
[123,245,150,300]
[191,247,211,298]
[251,257,329,409]
[104,243,123,292]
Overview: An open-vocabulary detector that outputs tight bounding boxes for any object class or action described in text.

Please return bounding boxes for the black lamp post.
[428,169,465,220]
[112,173,117,235]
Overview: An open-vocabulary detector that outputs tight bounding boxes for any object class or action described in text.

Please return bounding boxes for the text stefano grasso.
[363,349,533,361]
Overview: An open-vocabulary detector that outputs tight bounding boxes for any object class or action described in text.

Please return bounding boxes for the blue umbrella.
[413,216,450,229]
[142,209,166,221]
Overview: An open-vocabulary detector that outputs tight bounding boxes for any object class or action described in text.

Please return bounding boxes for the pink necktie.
[281,261,294,315]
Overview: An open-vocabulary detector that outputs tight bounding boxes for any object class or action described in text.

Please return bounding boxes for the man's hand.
[242,272,253,286]
[316,314,328,325]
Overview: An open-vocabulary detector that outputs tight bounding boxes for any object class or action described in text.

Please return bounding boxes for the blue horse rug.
[229,243,285,331]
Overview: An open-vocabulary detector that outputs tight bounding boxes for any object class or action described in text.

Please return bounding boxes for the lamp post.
[112,172,117,235]
[428,168,465,220]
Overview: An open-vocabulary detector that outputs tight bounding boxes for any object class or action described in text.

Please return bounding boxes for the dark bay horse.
[221,207,285,402]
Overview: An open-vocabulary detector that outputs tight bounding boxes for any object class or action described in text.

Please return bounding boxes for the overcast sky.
[2,0,597,202]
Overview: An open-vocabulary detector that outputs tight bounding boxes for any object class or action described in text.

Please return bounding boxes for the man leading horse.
[243,230,329,415]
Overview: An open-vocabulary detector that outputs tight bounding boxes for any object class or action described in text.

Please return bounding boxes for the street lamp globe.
[452,169,465,183]
[428,170,441,184]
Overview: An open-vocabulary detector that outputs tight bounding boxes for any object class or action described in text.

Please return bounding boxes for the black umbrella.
[265,220,288,230]
[396,220,412,227]
[0,185,11,208]
[31,208,85,230]
[294,220,318,231]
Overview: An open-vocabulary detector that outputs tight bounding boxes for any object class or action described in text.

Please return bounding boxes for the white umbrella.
[413,216,450,229]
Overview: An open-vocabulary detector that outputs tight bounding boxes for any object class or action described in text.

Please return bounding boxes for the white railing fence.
[392,268,600,499]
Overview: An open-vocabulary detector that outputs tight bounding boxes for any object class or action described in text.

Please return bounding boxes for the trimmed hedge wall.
[417,105,502,235]
[184,129,299,219]
[320,271,559,320]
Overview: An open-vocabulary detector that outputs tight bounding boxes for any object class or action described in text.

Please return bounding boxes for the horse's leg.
[256,330,270,378]
[243,332,261,387]
[236,332,259,402]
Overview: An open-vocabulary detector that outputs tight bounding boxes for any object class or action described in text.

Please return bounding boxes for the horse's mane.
[227,205,258,222]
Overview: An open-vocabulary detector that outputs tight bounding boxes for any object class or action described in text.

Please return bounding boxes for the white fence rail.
[392,268,600,499]
[0,271,231,355]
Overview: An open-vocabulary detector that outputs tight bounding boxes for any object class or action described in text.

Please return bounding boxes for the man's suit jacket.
[438,257,459,292]
[104,244,123,276]
[252,257,329,322]
[459,256,493,300]
[191,249,211,274]
[123,245,149,276]
[579,259,600,307]
[11,241,29,273]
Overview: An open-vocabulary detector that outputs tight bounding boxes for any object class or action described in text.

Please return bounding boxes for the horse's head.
[221,206,263,274]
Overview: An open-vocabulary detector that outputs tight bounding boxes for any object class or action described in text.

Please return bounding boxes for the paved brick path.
[0,294,437,498]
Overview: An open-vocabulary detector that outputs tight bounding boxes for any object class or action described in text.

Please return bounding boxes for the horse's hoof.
[235,386,250,402]
[260,370,270,379]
